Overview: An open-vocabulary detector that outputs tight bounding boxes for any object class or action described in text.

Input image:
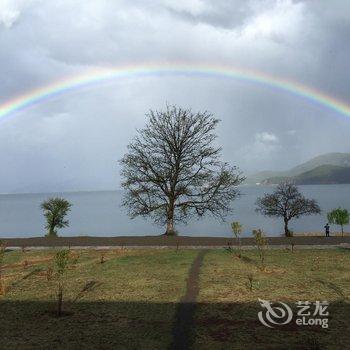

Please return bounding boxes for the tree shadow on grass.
[0,300,349,349]
[314,278,347,300]
[6,267,43,291]
[223,248,259,267]
[240,255,259,267]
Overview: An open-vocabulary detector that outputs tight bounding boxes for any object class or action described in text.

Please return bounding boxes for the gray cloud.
[0,0,349,192]
[164,0,250,29]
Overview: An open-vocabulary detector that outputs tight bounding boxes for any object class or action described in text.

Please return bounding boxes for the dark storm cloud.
[0,0,349,192]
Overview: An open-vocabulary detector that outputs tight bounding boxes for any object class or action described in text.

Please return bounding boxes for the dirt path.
[171,250,207,350]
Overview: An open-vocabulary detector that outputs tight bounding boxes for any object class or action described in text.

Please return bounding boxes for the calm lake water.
[0,185,349,238]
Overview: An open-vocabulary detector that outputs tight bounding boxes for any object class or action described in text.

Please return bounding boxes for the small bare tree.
[0,241,6,295]
[246,273,254,291]
[256,182,321,237]
[231,221,243,257]
[120,105,244,235]
[54,249,70,316]
[253,229,268,269]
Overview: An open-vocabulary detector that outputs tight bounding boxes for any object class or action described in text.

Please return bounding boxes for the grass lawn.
[196,249,350,349]
[1,248,197,349]
[0,247,349,349]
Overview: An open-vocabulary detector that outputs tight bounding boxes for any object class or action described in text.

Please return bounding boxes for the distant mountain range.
[246,153,350,185]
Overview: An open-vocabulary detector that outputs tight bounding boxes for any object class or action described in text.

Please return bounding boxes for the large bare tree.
[120,105,244,235]
[256,182,321,237]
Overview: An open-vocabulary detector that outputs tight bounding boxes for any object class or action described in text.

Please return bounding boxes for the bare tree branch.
[120,105,245,235]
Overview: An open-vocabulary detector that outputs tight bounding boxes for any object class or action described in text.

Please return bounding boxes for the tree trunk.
[165,200,176,235]
[284,218,290,237]
[0,270,3,295]
[57,284,63,317]
[341,225,344,237]
[165,217,176,235]
[48,225,56,237]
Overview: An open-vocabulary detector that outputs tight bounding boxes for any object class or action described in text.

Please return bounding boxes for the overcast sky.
[1,0,350,193]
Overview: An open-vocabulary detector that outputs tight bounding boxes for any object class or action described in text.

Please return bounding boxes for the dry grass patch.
[0,248,198,349]
[195,248,350,349]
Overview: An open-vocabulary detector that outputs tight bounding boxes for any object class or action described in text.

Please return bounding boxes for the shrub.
[41,198,72,237]
[291,241,295,253]
[253,229,268,269]
[327,207,349,237]
[246,273,254,291]
[54,249,70,316]
[231,221,243,257]
[0,241,6,295]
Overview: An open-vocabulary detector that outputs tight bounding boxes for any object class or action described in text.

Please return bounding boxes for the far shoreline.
[2,182,350,196]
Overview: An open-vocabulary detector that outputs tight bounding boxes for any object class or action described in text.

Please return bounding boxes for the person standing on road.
[324,223,330,237]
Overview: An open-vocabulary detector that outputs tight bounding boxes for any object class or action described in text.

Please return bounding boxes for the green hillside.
[263,164,350,185]
[246,152,350,185]
[288,153,350,176]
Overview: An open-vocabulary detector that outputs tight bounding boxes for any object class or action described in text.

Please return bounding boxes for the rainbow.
[1,63,350,121]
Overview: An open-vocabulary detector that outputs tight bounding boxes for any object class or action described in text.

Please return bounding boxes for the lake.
[0,185,349,238]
